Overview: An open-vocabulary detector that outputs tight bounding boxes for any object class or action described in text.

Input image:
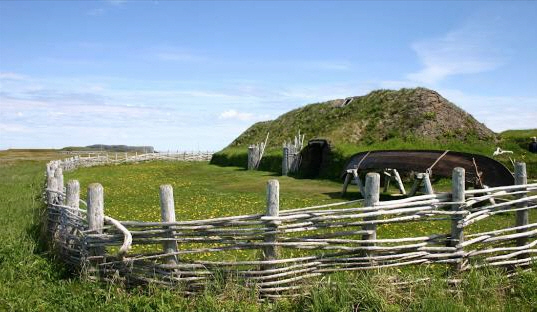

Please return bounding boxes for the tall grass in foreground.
[1,156,537,311]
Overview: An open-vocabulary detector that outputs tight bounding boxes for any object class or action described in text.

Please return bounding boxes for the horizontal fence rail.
[44,157,537,299]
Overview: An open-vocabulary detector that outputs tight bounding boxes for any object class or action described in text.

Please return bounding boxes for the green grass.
[2,150,537,311]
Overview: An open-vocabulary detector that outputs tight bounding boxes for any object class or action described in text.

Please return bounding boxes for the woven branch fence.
[44,156,537,299]
[58,151,213,170]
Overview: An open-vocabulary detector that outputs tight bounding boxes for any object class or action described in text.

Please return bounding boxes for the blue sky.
[1,0,536,151]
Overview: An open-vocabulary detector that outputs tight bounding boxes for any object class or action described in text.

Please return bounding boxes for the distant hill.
[62,145,154,153]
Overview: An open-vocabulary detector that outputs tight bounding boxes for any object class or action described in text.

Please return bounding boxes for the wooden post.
[362,173,380,249]
[47,173,59,239]
[409,173,424,196]
[54,167,64,203]
[63,180,80,248]
[350,169,365,197]
[341,172,352,195]
[262,179,279,269]
[47,171,58,206]
[392,169,406,195]
[87,183,105,258]
[66,180,80,211]
[248,145,259,170]
[450,167,465,270]
[515,163,528,247]
[282,147,289,176]
[383,175,391,193]
[422,173,434,195]
[159,184,179,264]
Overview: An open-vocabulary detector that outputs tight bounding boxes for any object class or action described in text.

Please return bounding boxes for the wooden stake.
[282,147,289,176]
[263,179,280,270]
[514,163,528,248]
[66,180,80,211]
[362,173,380,245]
[450,167,465,271]
[159,184,179,264]
[87,183,105,257]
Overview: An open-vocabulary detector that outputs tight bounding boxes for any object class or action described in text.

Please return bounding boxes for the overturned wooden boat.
[343,150,514,187]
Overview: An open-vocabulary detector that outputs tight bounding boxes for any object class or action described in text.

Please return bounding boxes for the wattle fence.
[44,156,537,299]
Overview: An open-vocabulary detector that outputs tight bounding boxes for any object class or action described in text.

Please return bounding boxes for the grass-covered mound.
[211,88,537,179]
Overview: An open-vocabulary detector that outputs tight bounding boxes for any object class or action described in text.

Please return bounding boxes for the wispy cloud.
[407,23,505,84]
[0,72,27,80]
[218,109,270,122]
[436,88,537,132]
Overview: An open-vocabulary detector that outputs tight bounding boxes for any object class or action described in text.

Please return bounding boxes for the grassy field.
[1,150,537,311]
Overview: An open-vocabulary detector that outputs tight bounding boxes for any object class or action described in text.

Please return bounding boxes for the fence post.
[515,163,528,248]
[262,179,279,269]
[47,170,59,239]
[66,180,80,211]
[159,184,179,264]
[87,183,105,259]
[450,167,465,271]
[248,145,258,170]
[54,167,64,203]
[282,147,289,176]
[63,180,80,250]
[47,169,58,206]
[362,173,380,256]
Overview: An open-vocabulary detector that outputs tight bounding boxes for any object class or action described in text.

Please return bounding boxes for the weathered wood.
[392,169,406,195]
[282,147,289,176]
[54,167,64,203]
[66,180,80,211]
[362,173,380,252]
[422,173,434,195]
[263,179,280,269]
[383,170,391,193]
[159,184,179,264]
[350,169,365,196]
[409,174,423,196]
[450,167,465,270]
[515,163,528,248]
[248,146,258,170]
[341,172,352,195]
[87,183,105,257]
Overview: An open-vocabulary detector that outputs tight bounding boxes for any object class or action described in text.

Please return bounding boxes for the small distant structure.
[247,132,269,170]
[530,137,537,154]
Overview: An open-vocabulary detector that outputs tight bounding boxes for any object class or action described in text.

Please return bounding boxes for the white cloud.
[0,72,27,80]
[218,110,256,121]
[407,24,505,84]
[436,88,537,132]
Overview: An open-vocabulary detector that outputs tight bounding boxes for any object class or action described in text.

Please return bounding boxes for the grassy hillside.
[227,88,494,148]
[211,88,536,179]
